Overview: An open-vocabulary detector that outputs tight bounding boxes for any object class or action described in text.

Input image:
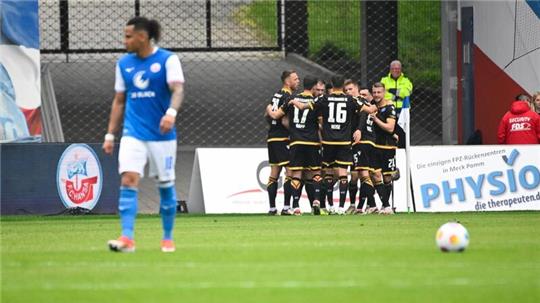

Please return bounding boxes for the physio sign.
[410,146,540,212]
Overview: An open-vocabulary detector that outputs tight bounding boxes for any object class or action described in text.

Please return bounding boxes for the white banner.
[410,145,540,212]
[188,148,409,214]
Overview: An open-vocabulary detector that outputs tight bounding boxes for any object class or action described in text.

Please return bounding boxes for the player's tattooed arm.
[168,82,184,111]
[160,82,184,134]
[371,114,396,134]
[289,98,311,110]
[266,104,285,120]
[103,92,126,155]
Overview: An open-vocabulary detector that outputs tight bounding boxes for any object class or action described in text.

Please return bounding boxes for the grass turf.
[1,212,539,303]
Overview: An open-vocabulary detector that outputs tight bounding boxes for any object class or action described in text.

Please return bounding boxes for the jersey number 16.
[328,102,347,123]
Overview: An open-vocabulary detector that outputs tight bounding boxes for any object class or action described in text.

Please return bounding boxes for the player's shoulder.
[280,87,293,95]
[383,103,397,117]
[296,92,314,102]
[278,88,293,101]
[314,94,328,104]
[157,47,176,58]
[117,52,137,66]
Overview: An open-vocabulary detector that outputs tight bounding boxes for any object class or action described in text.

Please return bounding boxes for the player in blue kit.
[102,17,185,252]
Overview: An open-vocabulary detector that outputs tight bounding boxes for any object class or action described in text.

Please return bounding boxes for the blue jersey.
[117,48,176,141]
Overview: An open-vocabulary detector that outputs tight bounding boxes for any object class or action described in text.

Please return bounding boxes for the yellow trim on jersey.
[383,171,396,176]
[289,166,305,171]
[374,144,397,150]
[281,87,292,94]
[321,141,352,145]
[359,140,376,147]
[270,160,290,166]
[289,166,322,171]
[290,141,321,146]
[322,161,334,166]
[335,160,353,166]
[359,140,397,150]
[354,166,375,172]
[267,137,289,142]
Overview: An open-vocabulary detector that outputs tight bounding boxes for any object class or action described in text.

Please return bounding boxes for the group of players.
[265,70,399,216]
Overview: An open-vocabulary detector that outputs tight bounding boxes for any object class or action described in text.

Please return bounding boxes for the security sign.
[57,144,103,210]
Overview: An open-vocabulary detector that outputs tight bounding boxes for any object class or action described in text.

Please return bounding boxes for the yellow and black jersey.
[267,88,292,142]
[374,104,397,149]
[310,90,367,145]
[357,110,376,144]
[281,92,320,146]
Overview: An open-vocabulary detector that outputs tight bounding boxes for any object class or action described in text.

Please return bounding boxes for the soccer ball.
[436,222,469,252]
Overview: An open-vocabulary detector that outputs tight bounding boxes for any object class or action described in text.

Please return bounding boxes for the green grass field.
[2,212,539,303]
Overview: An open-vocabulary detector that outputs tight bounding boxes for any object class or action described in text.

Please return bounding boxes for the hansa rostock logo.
[57,144,103,210]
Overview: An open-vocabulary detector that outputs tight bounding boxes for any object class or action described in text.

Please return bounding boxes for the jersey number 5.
[328,102,347,123]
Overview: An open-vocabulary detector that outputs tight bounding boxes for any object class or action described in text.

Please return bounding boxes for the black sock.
[367,195,376,208]
[360,180,375,208]
[291,178,302,209]
[267,177,277,208]
[305,180,315,207]
[357,197,366,209]
[384,183,393,207]
[338,177,348,208]
[312,175,322,203]
[348,181,358,208]
[375,183,390,208]
[320,181,327,208]
[284,177,292,208]
[324,175,334,207]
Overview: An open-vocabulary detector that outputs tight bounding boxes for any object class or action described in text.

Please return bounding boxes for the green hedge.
[239,0,441,86]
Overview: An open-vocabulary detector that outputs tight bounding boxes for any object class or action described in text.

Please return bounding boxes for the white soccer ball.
[436,222,469,252]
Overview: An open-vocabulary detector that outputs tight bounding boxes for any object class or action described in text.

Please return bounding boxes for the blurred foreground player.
[103,17,185,252]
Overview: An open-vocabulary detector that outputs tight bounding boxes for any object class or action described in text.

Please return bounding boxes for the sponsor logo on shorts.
[57,144,103,210]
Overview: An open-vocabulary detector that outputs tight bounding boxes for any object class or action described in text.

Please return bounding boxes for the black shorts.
[322,144,352,168]
[353,142,377,171]
[350,144,361,170]
[289,144,321,171]
[267,140,289,166]
[375,147,396,175]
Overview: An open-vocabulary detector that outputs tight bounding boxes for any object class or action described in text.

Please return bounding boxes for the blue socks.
[118,184,176,241]
[118,187,138,239]
[159,184,177,240]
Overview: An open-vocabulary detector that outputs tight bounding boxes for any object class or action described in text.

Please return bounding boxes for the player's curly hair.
[127,17,161,42]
